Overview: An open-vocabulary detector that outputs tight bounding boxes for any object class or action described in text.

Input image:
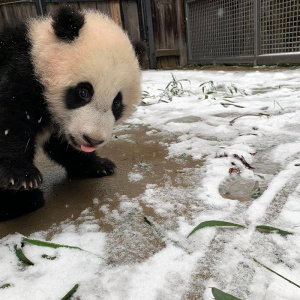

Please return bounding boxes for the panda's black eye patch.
[66,82,94,109]
[112,92,124,121]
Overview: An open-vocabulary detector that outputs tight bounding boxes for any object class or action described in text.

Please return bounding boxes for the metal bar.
[119,1,125,30]
[192,52,300,65]
[35,0,42,15]
[142,0,156,69]
[38,0,47,15]
[254,0,261,65]
[45,0,120,2]
[192,56,256,65]
[257,53,300,64]
[0,0,32,5]
[184,0,192,61]
[137,0,146,41]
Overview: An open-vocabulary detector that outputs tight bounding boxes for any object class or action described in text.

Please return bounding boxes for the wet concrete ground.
[0,125,203,239]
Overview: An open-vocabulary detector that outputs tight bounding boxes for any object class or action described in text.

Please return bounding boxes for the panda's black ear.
[132,40,147,67]
[52,4,85,42]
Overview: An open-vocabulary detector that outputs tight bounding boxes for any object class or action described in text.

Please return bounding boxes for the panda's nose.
[83,135,104,146]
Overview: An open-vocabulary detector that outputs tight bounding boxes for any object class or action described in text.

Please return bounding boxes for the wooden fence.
[0,0,187,69]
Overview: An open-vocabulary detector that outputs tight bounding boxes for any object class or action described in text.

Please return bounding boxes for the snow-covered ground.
[2,69,300,299]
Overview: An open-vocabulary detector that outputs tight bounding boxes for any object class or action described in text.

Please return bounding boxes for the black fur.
[52,4,85,41]
[44,134,116,178]
[66,82,94,109]
[0,189,44,221]
[132,40,147,67]
[0,22,50,220]
[0,23,49,186]
[112,92,124,121]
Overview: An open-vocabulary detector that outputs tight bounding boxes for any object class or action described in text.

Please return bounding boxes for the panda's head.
[29,5,146,152]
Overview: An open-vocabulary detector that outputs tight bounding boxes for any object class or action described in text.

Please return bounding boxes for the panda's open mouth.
[69,135,96,153]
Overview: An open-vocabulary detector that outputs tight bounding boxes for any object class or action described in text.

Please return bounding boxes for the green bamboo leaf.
[14,245,34,265]
[221,103,245,108]
[22,238,82,251]
[255,225,293,236]
[144,216,153,226]
[0,284,11,289]
[61,284,79,300]
[212,287,243,300]
[251,187,262,199]
[253,258,300,289]
[187,220,245,238]
[42,254,57,260]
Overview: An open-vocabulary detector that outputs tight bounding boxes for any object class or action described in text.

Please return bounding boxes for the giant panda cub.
[0,5,146,221]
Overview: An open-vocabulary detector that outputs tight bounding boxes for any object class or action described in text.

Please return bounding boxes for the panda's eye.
[112,92,124,121]
[112,93,123,110]
[112,98,121,110]
[79,89,89,99]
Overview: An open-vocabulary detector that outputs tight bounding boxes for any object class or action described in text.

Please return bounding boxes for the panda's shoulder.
[0,21,31,65]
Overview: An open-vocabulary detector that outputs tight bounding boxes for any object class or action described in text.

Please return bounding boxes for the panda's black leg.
[44,134,116,178]
[0,125,43,191]
[0,188,44,221]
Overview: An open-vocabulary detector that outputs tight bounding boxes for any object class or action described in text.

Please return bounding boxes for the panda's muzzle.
[83,135,104,146]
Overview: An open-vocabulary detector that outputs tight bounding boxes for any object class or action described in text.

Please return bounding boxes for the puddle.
[167,116,203,123]
[219,177,265,202]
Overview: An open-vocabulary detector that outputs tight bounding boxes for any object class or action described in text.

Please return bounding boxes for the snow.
[2,69,300,299]
[128,172,143,182]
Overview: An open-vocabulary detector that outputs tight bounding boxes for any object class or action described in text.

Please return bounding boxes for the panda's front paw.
[67,157,116,178]
[93,157,116,177]
[0,161,43,190]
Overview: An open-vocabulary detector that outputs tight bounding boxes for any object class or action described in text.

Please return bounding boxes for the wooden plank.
[150,0,182,68]
[0,2,37,28]
[157,56,178,69]
[176,0,187,66]
[79,1,97,10]
[121,0,140,40]
[96,2,111,16]
[46,3,59,14]
[155,49,180,57]
[110,1,121,26]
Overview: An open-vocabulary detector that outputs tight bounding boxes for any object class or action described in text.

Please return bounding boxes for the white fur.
[28,10,141,149]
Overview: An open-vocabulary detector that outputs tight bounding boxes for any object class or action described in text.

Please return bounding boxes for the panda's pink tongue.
[81,145,96,152]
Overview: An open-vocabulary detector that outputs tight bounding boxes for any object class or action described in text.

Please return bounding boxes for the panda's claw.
[0,161,42,190]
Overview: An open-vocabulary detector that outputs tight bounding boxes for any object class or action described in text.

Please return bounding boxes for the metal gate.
[186,0,300,65]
